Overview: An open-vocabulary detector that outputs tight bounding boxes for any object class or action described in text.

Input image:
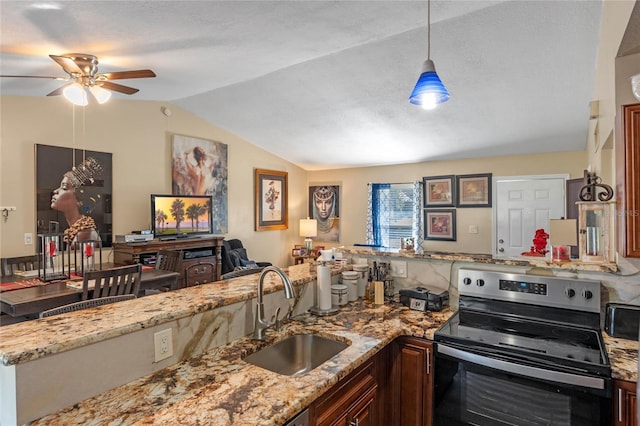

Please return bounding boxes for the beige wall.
[0,96,308,267]
[308,151,586,254]
[0,96,588,261]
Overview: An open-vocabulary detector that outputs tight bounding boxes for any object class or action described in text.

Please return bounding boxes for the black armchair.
[220,239,272,279]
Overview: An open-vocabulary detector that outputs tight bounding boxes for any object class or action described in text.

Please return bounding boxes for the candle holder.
[37,233,70,282]
[75,239,103,276]
[576,201,615,264]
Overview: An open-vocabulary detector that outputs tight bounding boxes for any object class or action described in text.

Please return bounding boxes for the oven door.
[434,343,611,426]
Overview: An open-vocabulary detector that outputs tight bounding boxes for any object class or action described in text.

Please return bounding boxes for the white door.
[493,175,567,258]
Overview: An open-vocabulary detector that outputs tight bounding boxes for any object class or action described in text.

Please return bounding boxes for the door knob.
[499,239,504,244]
[499,248,504,252]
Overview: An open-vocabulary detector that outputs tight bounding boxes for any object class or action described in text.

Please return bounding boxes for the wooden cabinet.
[112,236,223,288]
[618,104,640,257]
[310,351,385,426]
[614,379,638,426]
[390,336,433,426]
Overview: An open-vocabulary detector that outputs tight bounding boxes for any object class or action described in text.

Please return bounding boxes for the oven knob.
[463,277,472,286]
[476,279,485,287]
[565,288,576,298]
[583,290,593,300]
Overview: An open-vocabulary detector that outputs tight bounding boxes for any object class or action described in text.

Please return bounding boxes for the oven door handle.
[437,343,607,390]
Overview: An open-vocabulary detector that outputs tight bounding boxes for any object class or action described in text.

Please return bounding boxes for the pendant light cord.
[427,0,431,60]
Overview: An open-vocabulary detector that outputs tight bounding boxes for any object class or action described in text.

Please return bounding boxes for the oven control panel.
[457,268,601,313]
[499,279,547,295]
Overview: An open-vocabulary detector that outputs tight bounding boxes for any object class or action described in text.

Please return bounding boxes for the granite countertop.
[340,246,618,273]
[603,332,639,382]
[30,300,455,426]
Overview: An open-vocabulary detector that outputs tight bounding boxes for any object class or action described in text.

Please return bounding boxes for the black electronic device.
[399,287,449,311]
[183,249,214,260]
[150,194,214,239]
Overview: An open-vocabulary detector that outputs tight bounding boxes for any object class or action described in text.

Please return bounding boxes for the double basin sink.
[244,333,349,376]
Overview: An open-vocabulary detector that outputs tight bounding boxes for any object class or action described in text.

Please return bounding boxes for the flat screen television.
[151,194,213,239]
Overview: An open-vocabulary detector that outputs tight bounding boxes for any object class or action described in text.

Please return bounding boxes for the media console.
[112,236,223,289]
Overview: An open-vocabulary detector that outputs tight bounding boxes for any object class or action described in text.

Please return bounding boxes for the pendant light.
[409,0,450,109]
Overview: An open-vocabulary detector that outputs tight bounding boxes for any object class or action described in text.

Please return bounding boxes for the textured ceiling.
[0,1,623,170]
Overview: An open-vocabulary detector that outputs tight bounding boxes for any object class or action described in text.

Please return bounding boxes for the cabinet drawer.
[314,359,377,425]
[183,261,215,286]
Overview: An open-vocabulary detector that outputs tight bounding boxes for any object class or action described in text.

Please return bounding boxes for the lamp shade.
[63,83,88,106]
[409,59,450,109]
[299,218,317,238]
[549,219,578,246]
[89,85,112,104]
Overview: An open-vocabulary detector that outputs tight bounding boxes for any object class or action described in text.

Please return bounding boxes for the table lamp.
[549,219,577,262]
[299,218,317,250]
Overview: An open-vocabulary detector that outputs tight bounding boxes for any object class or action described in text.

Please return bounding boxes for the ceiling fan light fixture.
[409,0,450,109]
[63,83,88,106]
[409,59,450,109]
[89,85,112,104]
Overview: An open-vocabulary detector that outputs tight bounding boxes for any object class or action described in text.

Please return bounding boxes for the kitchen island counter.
[30,300,454,425]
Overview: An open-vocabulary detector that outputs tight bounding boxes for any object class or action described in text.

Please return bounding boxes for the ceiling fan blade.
[49,54,83,75]
[46,83,73,97]
[101,70,156,80]
[100,81,139,95]
[0,75,68,81]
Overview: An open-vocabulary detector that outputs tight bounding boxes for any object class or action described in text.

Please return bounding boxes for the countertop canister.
[352,264,369,299]
[342,271,359,302]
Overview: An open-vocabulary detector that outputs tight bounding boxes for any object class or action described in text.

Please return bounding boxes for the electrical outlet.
[390,260,407,278]
[154,328,173,362]
[24,233,33,245]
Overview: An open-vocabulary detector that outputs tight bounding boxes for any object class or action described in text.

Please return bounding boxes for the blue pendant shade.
[409,59,449,109]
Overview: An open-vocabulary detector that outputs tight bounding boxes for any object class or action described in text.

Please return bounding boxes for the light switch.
[468,225,479,234]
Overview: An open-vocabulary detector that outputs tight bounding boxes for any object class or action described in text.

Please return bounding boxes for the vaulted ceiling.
[1,1,637,170]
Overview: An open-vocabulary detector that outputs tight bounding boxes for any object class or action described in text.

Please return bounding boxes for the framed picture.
[309,185,340,242]
[255,168,288,231]
[172,134,228,233]
[456,173,492,207]
[424,209,456,241]
[423,175,455,207]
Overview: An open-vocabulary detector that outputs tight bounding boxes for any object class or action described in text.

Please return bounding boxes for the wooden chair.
[82,264,142,301]
[39,294,136,318]
[155,250,181,272]
[1,255,39,277]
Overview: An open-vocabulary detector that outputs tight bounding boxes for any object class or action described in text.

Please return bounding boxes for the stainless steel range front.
[433,268,611,426]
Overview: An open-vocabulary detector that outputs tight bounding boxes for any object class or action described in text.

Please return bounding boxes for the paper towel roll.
[317,265,332,310]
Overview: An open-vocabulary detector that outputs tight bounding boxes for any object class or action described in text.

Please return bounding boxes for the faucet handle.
[273,307,283,331]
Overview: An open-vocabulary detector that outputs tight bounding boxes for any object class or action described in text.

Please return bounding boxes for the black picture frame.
[424,209,456,241]
[456,173,492,208]
[423,175,455,208]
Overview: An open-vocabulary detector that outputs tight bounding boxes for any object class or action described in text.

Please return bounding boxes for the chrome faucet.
[253,266,295,340]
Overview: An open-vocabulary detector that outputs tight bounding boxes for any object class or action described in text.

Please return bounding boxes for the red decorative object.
[521,229,549,257]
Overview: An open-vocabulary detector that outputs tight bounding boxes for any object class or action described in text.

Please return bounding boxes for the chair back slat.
[82,264,142,301]
[40,294,136,318]
[155,250,181,272]
[1,255,39,277]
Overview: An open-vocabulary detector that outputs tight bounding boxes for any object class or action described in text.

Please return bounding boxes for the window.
[367,183,421,249]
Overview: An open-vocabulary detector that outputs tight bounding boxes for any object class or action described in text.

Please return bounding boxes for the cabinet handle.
[349,419,359,426]
[426,348,431,375]
[618,388,622,423]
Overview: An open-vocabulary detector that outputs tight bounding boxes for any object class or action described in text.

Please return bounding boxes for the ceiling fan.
[1,53,156,104]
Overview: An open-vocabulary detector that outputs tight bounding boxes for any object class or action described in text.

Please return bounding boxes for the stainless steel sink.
[244,333,349,376]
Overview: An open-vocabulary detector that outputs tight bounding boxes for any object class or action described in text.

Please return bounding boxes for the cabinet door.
[392,336,433,426]
[347,386,377,426]
[620,104,640,257]
[614,379,638,426]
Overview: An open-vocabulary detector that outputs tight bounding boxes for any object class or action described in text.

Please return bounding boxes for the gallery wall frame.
[423,175,456,208]
[424,209,456,241]
[456,173,492,208]
[255,168,288,231]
